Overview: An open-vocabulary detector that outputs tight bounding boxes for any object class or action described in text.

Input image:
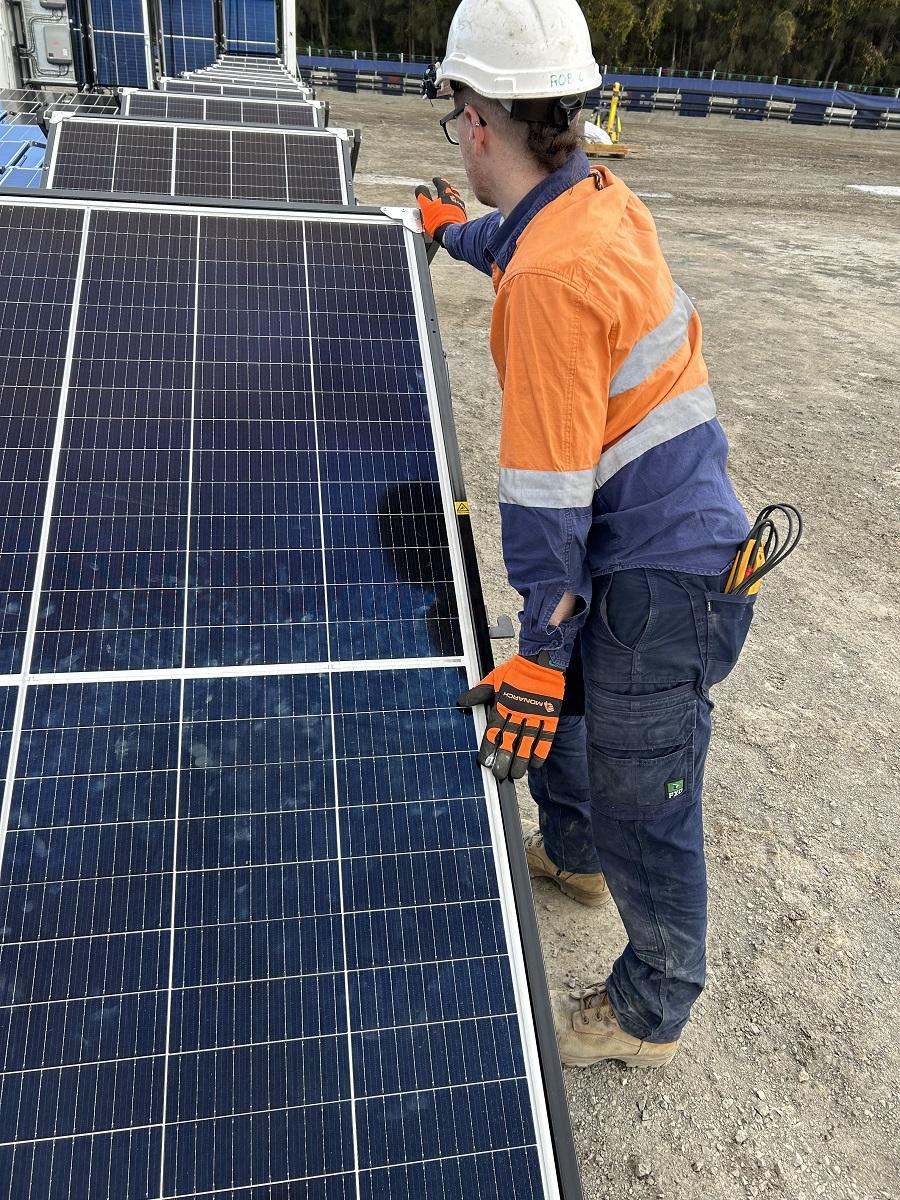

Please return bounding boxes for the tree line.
[297,0,900,88]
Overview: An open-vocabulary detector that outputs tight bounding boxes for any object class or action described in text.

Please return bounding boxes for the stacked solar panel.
[160,47,315,105]
[193,55,299,79]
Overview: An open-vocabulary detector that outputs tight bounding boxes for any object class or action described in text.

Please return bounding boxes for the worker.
[415,0,755,1069]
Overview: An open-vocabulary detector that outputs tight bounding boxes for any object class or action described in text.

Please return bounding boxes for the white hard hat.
[435,0,601,102]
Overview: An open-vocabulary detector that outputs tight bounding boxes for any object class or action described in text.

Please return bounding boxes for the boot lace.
[574,983,609,1026]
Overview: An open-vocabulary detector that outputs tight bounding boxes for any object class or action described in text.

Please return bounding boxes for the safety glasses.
[439,103,488,145]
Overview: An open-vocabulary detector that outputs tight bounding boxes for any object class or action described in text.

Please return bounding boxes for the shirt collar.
[485,150,592,273]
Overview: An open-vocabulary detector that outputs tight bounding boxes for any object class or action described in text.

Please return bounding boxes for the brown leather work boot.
[522,823,611,908]
[553,983,679,1069]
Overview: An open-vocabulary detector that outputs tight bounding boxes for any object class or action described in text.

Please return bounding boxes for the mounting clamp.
[488,615,515,640]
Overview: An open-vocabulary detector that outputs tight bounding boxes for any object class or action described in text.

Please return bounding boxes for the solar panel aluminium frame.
[218,53,283,63]
[117,87,330,128]
[184,60,302,76]
[0,188,584,1200]
[161,72,309,86]
[188,67,299,82]
[42,114,355,203]
[179,73,314,95]
[190,60,298,77]
[191,75,302,89]
[210,61,295,75]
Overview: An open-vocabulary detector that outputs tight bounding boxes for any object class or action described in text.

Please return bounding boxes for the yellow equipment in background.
[582,81,632,158]
[604,81,623,144]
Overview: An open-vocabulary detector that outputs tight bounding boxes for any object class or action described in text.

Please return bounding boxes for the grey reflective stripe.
[609,285,695,398]
[594,383,717,488]
[499,465,596,509]
[498,385,715,508]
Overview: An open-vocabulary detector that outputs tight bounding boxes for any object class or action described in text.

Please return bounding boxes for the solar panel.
[179,73,313,97]
[119,90,326,129]
[0,146,45,188]
[44,118,353,204]
[158,0,218,75]
[162,78,314,101]
[0,193,581,1200]
[1,87,120,123]
[88,0,154,88]
[222,0,278,55]
[0,119,46,189]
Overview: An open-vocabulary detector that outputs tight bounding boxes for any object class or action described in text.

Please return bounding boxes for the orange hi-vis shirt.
[442,159,748,665]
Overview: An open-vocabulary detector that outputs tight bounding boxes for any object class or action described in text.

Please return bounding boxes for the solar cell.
[120,89,324,129]
[45,118,353,205]
[0,196,582,1200]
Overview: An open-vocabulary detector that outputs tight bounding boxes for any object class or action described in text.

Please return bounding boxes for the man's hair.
[452,84,580,173]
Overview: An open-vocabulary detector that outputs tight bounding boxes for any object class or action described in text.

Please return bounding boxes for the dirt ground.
[326,88,900,1200]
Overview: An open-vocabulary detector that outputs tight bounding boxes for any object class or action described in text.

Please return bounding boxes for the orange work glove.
[414,177,467,245]
[457,654,565,782]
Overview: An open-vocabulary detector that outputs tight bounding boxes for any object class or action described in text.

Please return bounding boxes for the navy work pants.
[528,568,754,1043]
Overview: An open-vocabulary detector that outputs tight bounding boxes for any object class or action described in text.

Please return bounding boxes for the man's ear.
[463,103,487,152]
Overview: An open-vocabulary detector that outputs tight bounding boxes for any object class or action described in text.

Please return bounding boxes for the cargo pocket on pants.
[586,682,698,817]
[704,590,756,687]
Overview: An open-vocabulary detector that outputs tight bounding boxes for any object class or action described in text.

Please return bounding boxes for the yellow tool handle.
[745,542,766,595]
[725,538,766,595]
[725,540,753,593]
